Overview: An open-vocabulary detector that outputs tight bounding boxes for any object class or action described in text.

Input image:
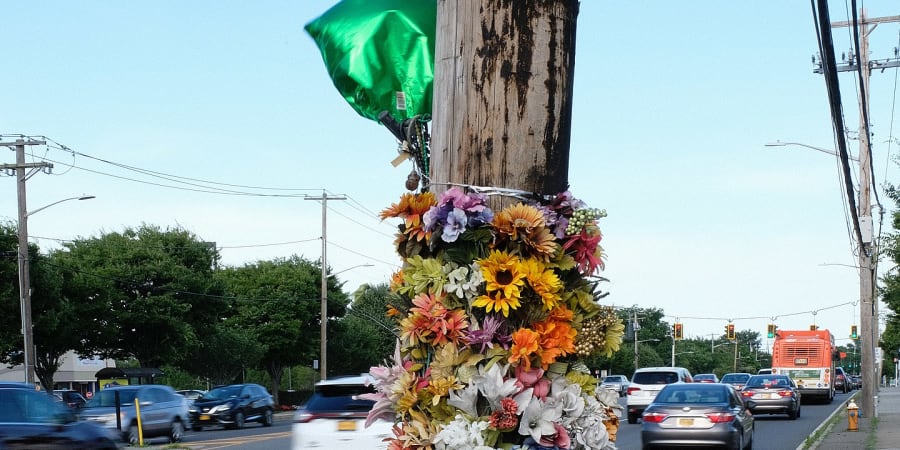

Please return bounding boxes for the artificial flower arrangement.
[368,187,624,450]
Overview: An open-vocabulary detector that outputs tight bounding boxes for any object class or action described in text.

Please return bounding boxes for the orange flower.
[533,306,577,368]
[380,192,436,242]
[399,293,468,347]
[492,203,558,260]
[509,328,541,370]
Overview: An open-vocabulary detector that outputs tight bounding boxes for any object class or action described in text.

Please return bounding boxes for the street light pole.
[18,194,95,386]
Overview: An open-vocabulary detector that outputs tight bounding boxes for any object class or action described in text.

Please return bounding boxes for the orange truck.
[770,329,838,403]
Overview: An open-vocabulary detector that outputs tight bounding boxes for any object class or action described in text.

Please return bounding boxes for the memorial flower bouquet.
[369,187,624,450]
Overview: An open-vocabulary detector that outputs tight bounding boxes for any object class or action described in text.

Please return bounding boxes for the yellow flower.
[473,250,526,316]
[522,258,563,310]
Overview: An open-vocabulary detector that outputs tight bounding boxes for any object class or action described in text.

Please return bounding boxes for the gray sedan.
[641,383,753,450]
[739,374,801,419]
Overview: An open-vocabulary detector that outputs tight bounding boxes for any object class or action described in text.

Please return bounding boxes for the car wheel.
[262,408,274,427]
[233,410,245,429]
[126,424,140,446]
[788,407,798,420]
[797,406,801,418]
[627,412,638,424]
[169,420,185,442]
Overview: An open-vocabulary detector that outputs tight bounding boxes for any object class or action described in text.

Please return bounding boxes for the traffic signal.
[810,324,819,331]
[851,325,858,339]
[726,323,735,340]
[674,323,683,340]
[767,323,776,339]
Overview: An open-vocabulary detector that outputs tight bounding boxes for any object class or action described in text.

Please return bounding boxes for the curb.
[799,392,860,450]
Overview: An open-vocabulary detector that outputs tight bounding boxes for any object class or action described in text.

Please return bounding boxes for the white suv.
[626,366,693,424]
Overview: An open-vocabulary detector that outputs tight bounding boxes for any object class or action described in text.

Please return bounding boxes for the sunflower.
[521,258,563,311]
[472,250,526,316]
[492,203,558,260]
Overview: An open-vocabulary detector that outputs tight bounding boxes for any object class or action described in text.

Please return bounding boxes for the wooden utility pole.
[0,138,50,386]
[304,191,346,381]
[820,11,900,418]
[430,1,579,208]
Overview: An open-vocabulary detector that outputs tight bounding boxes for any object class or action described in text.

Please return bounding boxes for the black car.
[0,386,119,449]
[189,383,275,430]
[54,389,88,409]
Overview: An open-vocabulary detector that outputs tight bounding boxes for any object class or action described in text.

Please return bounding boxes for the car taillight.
[627,387,640,396]
[642,412,668,423]
[740,391,753,397]
[778,390,795,397]
[705,412,735,423]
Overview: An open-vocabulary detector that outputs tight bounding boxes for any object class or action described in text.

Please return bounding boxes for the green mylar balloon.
[305,0,436,123]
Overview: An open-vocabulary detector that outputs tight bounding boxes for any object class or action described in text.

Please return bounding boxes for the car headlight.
[209,403,232,414]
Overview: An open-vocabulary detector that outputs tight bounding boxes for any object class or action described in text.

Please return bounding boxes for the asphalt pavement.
[809,385,900,450]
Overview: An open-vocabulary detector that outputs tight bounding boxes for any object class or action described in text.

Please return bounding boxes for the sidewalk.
[811,386,900,450]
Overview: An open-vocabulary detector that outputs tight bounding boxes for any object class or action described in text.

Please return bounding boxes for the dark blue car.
[0,386,119,449]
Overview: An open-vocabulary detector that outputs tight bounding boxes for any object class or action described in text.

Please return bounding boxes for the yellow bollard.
[847,399,859,431]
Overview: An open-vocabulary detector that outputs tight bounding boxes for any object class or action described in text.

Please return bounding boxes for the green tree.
[0,223,89,390]
[54,225,224,368]
[179,324,265,386]
[880,185,900,358]
[329,283,398,375]
[218,256,347,404]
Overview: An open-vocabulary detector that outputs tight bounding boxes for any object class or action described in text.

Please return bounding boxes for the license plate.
[337,420,357,431]
[677,418,694,427]
[200,414,210,421]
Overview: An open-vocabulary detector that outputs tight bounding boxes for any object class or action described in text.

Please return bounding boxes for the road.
[615,390,853,450]
[130,390,854,449]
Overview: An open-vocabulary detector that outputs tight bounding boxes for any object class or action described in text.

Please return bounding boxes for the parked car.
[721,373,752,391]
[641,382,754,450]
[626,366,693,424]
[834,367,850,393]
[0,385,119,449]
[292,374,394,449]
[694,373,720,383]
[54,389,88,409]
[176,389,206,401]
[189,383,274,430]
[78,384,190,445]
[740,374,801,419]
[600,375,630,397]
[757,368,773,375]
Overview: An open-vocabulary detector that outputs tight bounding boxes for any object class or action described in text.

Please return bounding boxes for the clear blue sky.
[2,1,898,347]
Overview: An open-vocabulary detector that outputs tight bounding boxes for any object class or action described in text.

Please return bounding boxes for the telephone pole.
[0,138,51,385]
[430,1,579,208]
[815,10,900,418]
[304,191,346,381]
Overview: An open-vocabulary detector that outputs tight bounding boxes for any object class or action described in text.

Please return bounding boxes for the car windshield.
[722,374,749,383]
[0,389,68,423]
[202,386,243,400]
[655,386,727,404]
[305,384,376,412]
[602,377,622,383]
[85,389,138,407]
[746,376,790,388]
[633,372,678,384]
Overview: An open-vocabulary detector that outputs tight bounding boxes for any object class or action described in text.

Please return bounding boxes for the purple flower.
[442,208,468,242]
[463,315,511,352]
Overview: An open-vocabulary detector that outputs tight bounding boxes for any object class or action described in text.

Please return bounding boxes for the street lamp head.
[77,195,96,201]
